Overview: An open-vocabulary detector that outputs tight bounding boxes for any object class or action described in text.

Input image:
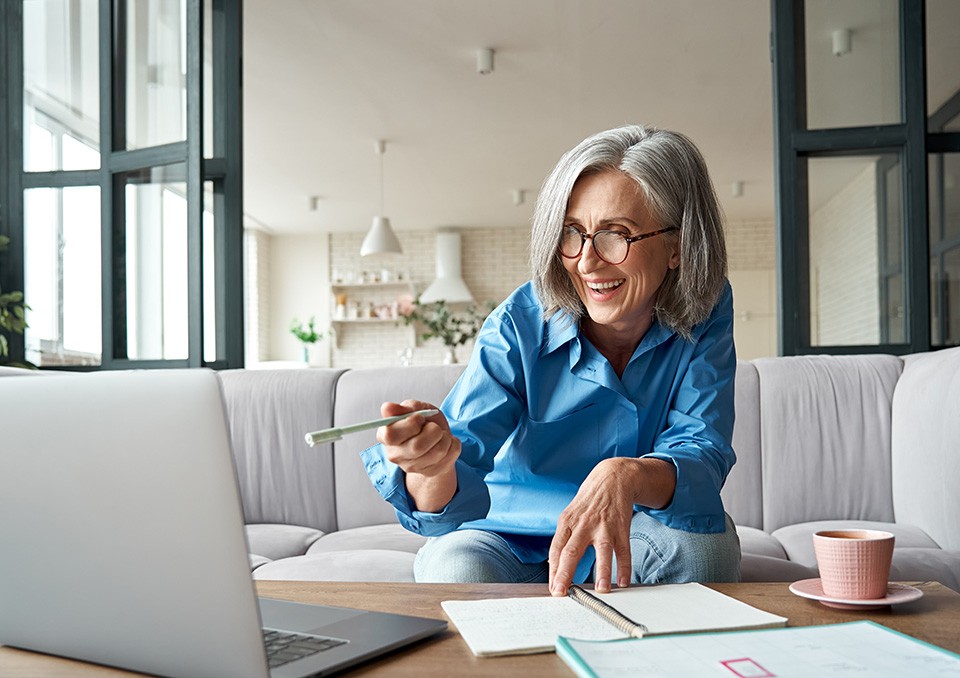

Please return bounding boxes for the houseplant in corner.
[289,316,328,365]
[399,296,494,364]
[0,235,31,368]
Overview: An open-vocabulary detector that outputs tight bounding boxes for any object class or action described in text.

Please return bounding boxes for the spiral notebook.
[441,583,787,657]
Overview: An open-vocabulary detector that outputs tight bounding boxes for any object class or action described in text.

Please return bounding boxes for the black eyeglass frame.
[558,225,679,265]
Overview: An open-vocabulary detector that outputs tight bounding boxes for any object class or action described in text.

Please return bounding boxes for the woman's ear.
[668,241,681,270]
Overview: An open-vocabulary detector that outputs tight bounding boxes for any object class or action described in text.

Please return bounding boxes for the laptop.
[0,369,446,677]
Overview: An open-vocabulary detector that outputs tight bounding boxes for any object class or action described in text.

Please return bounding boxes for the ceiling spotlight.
[732,181,744,198]
[512,189,525,206]
[308,195,321,211]
[477,48,494,75]
[832,29,852,57]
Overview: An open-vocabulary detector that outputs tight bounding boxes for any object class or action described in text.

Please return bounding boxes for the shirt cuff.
[360,443,491,536]
[642,452,726,533]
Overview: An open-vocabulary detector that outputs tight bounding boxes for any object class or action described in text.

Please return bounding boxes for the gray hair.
[530,124,728,339]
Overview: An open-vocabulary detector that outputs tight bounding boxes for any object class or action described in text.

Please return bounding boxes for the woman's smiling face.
[561,169,680,340]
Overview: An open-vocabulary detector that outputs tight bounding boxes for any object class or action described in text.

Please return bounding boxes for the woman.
[361,125,739,596]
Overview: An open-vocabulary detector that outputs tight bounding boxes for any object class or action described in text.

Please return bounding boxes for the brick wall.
[809,163,880,345]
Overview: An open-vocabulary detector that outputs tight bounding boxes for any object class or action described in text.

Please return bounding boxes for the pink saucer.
[789,578,923,610]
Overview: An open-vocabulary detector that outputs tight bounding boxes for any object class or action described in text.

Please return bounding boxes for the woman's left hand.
[548,457,676,596]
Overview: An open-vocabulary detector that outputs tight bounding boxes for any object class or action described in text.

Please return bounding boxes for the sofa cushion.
[739,554,816,583]
[331,365,467,531]
[736,526,787,560]
[772,520,941,568]
[218,368,346,532]
[249,554,272,571]
[753,354,902,533]
[889,548,960,592]
[307,524,426,555]
[245,523,325,561]
[892,346,960,551]
[251,550,417,582]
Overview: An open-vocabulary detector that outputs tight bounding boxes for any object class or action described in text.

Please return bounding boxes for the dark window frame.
[0,0,244,370]
[771,0,960,355]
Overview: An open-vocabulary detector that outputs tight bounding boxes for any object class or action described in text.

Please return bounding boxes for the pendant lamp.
[360,140,403,256]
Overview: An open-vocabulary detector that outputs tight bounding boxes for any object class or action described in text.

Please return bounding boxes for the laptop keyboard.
[263,628,348,669]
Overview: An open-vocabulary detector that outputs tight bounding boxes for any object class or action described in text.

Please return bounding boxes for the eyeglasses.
[558,225,679,265]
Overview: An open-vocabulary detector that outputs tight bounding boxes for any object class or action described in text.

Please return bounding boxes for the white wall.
[265,234,331,365]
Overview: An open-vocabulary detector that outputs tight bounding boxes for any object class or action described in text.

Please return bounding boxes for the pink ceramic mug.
[813,529,895,600]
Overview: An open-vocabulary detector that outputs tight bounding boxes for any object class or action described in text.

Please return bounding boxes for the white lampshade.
[360,216,402,256]
[419,230,474,303]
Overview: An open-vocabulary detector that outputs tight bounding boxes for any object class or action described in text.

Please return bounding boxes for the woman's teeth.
[587,280,624,291]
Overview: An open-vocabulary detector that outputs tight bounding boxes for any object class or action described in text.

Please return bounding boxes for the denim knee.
[626,512,741,584]
[414,530,549,584]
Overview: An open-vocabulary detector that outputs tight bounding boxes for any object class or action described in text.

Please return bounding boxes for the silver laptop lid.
[0,369,269,678]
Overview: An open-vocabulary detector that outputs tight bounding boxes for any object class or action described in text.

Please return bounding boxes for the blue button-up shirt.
[361,280,736,583]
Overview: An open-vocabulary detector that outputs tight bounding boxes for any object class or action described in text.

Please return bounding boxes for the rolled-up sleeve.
[358,308,529,536]
[644,289,737,533]
[359,447,492,535]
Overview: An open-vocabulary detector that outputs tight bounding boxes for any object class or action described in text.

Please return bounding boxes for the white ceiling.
[242,0,775,236]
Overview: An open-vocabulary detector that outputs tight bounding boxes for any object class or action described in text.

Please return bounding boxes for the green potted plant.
[289,316,328,364]
[398,296,494,364]
[0,235,31,368]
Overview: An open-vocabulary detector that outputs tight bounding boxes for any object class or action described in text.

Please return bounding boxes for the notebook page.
[591,583,787,635]
[441,596,628,656]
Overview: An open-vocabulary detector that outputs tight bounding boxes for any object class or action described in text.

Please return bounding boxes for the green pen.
[304,408,439,447]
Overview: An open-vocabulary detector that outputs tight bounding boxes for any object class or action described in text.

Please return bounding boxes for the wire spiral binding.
[568,585,648,638]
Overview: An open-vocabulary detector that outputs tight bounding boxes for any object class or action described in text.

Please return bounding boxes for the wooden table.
[1,581,958,676]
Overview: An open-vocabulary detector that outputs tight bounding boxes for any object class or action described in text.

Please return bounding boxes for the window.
[772,0,960,354]
[2,0,244,369]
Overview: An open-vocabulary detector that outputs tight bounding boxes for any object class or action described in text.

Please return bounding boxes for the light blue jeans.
[414,512,741,584]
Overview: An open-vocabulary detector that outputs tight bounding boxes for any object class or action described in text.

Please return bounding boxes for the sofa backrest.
[332,365,467,531]
[752,354,902,533]
[218,368,345,532]
[891,346,960,550]
[722,361,763,529]
[332,361,766,532]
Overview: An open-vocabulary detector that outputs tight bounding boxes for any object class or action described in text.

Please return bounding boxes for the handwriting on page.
[441,597,626,656]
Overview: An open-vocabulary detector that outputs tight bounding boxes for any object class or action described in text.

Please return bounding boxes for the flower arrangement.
[289,316,328,363]
[0,235,29,365]
[397,294,494,362]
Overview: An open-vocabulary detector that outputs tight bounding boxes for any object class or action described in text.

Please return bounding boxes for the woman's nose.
[578,236,603,272]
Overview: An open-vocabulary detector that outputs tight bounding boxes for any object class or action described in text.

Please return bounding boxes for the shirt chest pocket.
[510,405,606,481]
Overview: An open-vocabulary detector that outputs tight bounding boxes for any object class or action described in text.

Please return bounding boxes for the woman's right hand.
[377,400,460,511]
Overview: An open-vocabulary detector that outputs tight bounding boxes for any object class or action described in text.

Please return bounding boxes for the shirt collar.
[540,308,678,364]
[540,309,580,357]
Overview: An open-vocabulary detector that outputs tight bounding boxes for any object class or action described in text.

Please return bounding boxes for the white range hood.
[419,230,474,304]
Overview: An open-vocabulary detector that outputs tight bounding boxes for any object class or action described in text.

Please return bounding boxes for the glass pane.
[808,154,904,346]
[930,255,941,346]
[203,182,217,362]
[125,0,187,149]
[804,0,900,129]
[945,154,960,241]
[944,247,960,346]
[926,0,960,130]
[23,0,100,171]
[23,186,102,367]
[883,161,902,268]
[204,0,214,158]
[123,165,188,360]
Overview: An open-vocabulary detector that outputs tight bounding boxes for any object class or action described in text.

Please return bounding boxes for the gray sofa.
[218,348,960,591]
[3,348,957,589]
